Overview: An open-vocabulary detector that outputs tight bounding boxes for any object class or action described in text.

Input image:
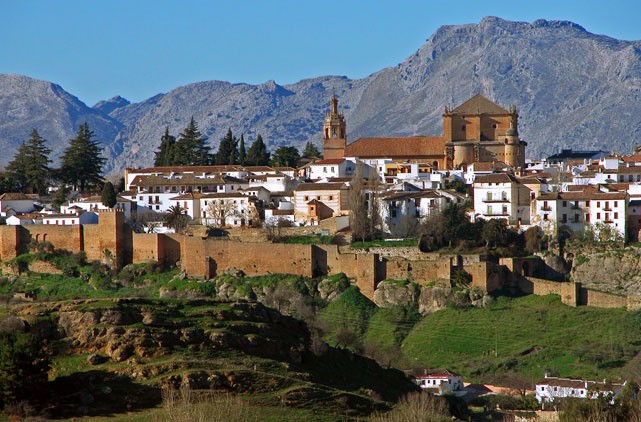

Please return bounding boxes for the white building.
[414,370,463,394]
[62,195,135,221]
[473,173,533,226]
[41,212,98,226]
[534,188,628,239]
[0,193,38,217]
[308,158,356,180]
[535,376,625,407]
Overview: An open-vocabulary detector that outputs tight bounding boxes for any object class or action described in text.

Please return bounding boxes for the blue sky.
[3,0,641,106]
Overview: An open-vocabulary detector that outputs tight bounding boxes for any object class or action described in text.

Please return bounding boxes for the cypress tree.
[6,129,51,194]
[302,141,321,159]
[101,181,117,208]
[238,134,247,165]
[154,127,176,166]
[215,128,238,165]
[246,134,270,166]
[59,123,105,192]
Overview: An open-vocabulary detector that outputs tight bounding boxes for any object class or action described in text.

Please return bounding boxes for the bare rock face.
[418,287,453,314]
[373,281,420,308]
[571,249,641,296]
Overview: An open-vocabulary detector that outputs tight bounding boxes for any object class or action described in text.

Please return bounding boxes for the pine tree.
[6,129,52,194]
[101,181,117,208]
[59,123,105,192]
[215,128,238,165]
[173,117,211,166]
[302,141,321,159]
[270,146,300,168]
[238,134,247,165]
[246,134,270,166]
[154,127,176,166]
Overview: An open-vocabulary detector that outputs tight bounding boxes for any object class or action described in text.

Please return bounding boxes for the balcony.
[604,219,615,224]
[603,207,613,211]
[540,206,552,211]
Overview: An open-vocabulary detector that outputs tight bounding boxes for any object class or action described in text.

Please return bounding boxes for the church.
[322,94,526,169]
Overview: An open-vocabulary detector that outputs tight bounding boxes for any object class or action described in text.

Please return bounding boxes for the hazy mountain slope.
[0,74,122,167]
[2,17,641,175]
[106,77,369,172]
[110,17,641,171]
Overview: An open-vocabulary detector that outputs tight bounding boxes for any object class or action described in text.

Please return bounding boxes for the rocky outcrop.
[571,248,641,296]
[373,281,493,314]
[17,299,310,365]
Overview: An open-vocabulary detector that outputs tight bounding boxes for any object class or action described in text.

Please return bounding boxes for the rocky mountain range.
[2,16,641,175]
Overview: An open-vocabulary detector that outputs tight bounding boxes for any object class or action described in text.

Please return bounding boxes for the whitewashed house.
[473,173,533,226]
[308,158,356,180]
[414,370,463,394]
[62,195,136,221]
[42,212,98,225]
[536,376,625,407]
[534,188,628,239]
[0,193,38,217]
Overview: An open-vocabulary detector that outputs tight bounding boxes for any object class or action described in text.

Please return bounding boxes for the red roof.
[311,158,345,165]
[344,137,446,158]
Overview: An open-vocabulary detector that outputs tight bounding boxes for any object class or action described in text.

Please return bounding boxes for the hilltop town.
[3,94,641,420]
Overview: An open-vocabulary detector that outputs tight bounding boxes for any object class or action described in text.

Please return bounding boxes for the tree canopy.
[302,141,321,159]
[0,331,50,408]
[238,134,247,165]
[270,146,300,168]
[215,128,238,165]
[101,181,117,208]
[6,129,52,194]
[154,127,177,166]
[245,134,270,166]
[172,117,211,166]
[59,123,105,192]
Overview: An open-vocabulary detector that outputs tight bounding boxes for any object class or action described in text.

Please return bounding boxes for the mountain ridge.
[2,17,641,174]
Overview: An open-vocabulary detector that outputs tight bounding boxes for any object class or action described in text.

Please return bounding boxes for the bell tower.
[322,95,347,159]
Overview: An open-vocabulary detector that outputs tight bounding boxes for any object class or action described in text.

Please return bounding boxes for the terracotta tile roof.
[0,193,38,201]
[413,369,461,379]
[294,182,347,192]
[603,166,641,174]
[538,191,628,201]
[311,158,345,165]
[474,173,518,184]
[132,165,244,174]
[273,166,296,171]
[344,137,446,158]
[449,94,509,115]
[621,155,641,163]
[242,166,276,172]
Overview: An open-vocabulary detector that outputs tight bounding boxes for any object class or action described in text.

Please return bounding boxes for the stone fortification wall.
[518,277,579,306]
[179,239,316,280]
[27,225,84,253]
[580,288,628,308]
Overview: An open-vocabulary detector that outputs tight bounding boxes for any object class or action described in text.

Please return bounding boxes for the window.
[329,196,333,200]
[562,214,567,223]
[544,214,548,221]
[331,167,334,172]
[615,212,619,219]
[487,205,493,215]
[586,200,590,206]
[562,201,567,207]
[586,213,590,222]
[574,214,579,223]
[139,196,143,201]
[502,205,508,214]
[597,212,601,219]
[614,202,618,208]
[597,202,600,207]
[304,196,309,201]
[323,167,327,172]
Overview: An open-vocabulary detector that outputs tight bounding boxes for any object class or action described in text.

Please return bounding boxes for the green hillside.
[402,294,641,382]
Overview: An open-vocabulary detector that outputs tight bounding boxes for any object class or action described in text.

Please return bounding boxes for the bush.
[0,332,50,408]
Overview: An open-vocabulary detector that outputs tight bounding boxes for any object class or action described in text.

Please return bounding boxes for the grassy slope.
[402,294,641,382]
